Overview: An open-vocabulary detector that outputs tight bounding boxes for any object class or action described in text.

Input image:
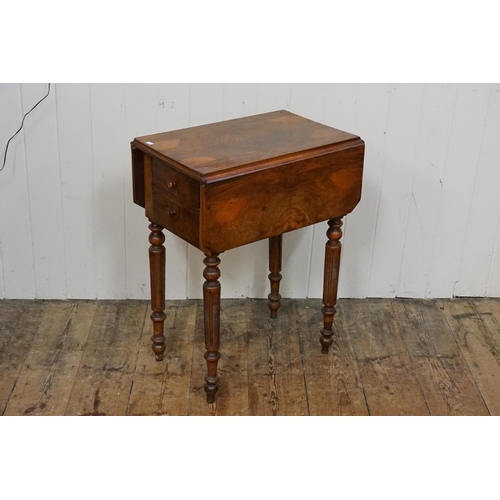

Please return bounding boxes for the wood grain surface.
[133,108,365,255]
[200,144,363,253]
[133,110,359,180]
[1,297,499,416]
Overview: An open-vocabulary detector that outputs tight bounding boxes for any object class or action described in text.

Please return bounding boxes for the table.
[131,110,365,403]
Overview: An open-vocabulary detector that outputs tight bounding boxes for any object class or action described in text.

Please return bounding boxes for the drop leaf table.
[131,110,365,403]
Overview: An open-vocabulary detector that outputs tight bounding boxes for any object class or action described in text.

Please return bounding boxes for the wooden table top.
[132,110,361,181]
[132,109,364,253]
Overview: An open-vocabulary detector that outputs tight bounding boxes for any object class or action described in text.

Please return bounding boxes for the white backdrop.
[0,83,499,300]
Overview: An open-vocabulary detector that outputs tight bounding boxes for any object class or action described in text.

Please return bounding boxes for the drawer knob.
[167,181,177,189]
[169,209,177,217]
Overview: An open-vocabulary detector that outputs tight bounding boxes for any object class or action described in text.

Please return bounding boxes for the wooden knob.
[169,209,177,217]
[167,181,177,189]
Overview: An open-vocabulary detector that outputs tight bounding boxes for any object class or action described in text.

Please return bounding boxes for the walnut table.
[131,110,365,403]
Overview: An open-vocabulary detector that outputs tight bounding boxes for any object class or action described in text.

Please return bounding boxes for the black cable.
[1,83,51,172]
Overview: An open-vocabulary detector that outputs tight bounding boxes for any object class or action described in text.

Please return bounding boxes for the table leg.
[268,234,283,318]
[148,221,166,361]
[203,254,221,403]
[321,217,343,354]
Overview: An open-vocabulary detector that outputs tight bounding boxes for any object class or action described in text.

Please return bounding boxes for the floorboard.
[64,301,147,416]
[442,299,500,415]
[0,297,497,416]
[392,299,489,415]
[295,299,368,416]
[127,300,197,416]
[247,300,308,416]
[341,299,430,416]
[0,300,46,415]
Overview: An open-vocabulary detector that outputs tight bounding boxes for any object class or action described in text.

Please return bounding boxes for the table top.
[132,109,364,253]
[132,110,360,181]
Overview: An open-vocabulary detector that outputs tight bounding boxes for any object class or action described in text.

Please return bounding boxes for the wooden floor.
[1,298,499,416]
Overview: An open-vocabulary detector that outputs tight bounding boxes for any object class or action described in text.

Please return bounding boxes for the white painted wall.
[1,83,499,300]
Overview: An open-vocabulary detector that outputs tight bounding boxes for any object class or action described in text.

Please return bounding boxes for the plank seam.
[125,303,149,415]
[186,299,199,415]
[387,299,432,414]
[389,300,432,415]
[1,301,45,415]
[1,301,30,415]
[63,302,99,415]
[440,299,492,415]
[121,84,129,299]
[35,303,76,410]
[89,84,99,299]
[54,84,69,299]
[366,84,394,296]
[454,84,493,298]
[396,84,427,297]
[19,83,38,298]
[292,300,311,416]
[423,85,460,298]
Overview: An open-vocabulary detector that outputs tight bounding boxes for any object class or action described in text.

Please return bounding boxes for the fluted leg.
[268,234,283,318]
[321,217,343,354]
[148,221,166,361]
[203,254,221,403]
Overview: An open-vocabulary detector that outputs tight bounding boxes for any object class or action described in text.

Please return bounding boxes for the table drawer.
[150,191,200,248]
[152,157,200,210]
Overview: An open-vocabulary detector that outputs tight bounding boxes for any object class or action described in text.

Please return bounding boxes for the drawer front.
[201,141,364,253]
[149,191,200,248]
[152,157,200,210]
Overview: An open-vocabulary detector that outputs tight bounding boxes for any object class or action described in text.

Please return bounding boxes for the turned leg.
[148,221,166,361]
[268,234,283,318]
[321,217,343,354]
[203,254,221,403]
